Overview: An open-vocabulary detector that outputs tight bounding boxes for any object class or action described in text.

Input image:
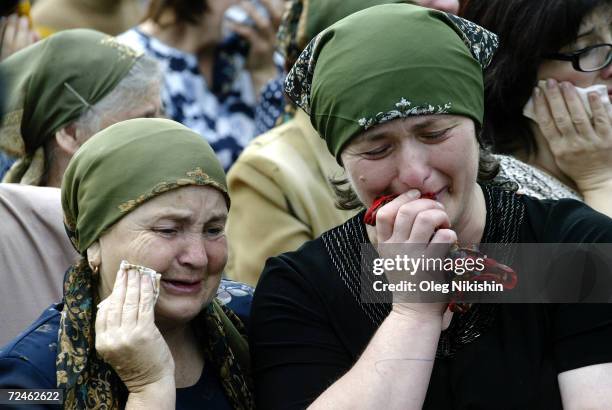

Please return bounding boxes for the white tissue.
[120,260,161,303]
[523,82,609,121]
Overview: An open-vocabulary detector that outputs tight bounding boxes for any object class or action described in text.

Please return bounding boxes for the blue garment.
[117,28,258,171]
[0,151,16,180]
[254,74,286,135]
[0,279,253,410]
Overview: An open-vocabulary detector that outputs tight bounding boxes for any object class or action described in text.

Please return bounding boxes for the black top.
[250,190,612,409]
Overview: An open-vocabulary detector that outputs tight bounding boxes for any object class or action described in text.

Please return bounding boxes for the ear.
[54,124,81,156]
[86,241,101,271]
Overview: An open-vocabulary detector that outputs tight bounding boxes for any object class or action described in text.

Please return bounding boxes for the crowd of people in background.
[0,0,611,409]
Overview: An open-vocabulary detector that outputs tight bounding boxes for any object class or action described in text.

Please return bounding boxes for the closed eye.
[361,144,392,158]
[420,128,452,141]
[152,227,179,237]
[204,225,225,238]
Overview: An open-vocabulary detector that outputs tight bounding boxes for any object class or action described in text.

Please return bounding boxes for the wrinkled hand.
[0,14,38,61]
[95,266,175,393]
[533,79,612,194]
[373,190,456,318]
[229,0,282,83]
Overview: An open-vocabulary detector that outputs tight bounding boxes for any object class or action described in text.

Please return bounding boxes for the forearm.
[125,377,176,410]
[581,180,612,218]
[308,308,442,410]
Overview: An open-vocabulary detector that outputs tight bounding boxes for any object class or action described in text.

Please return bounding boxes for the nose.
[177,234,208,270]
[396,142,432,190]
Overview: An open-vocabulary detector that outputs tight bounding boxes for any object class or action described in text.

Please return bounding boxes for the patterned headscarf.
[57,118,253,409]
[0,29,142,185]
[284,3,499,161]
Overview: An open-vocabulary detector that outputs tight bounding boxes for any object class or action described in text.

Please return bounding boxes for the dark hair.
[330,125,501,210]
[144,0,208,25]
[461,0,607,156]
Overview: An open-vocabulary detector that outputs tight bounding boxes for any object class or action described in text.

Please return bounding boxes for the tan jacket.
[226,110,357,285]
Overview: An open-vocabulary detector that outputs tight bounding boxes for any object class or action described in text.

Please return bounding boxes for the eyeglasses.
[543,43,612,72]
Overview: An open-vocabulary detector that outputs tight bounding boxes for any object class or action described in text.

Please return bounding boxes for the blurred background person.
[0,1,40,175]
[461,0,612,216]
[0,29,161,186]
[118,0,283,171]
[0,29,161,346]
[226,0,461,286]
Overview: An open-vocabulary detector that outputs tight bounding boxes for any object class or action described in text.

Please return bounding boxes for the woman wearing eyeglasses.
[461,0,612,216]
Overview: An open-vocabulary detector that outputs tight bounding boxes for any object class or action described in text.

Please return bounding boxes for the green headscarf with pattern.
[57,118,253,409]
[277,0,409,70]
[0,29,141,184]
[284,3,499,161]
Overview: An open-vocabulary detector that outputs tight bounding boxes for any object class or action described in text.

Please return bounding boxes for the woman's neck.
[516,124,578,190]
[160,322,204,388]
[453,183,487,246]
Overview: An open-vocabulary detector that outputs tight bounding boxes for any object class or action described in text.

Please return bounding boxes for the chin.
[155,296,209,325]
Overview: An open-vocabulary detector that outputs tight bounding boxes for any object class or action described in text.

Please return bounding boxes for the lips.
[161,278,203,295]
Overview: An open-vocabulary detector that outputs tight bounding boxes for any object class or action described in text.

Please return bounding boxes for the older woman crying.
[0,118,253,409]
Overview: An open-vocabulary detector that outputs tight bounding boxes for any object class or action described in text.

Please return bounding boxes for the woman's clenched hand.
[373,189,456,319]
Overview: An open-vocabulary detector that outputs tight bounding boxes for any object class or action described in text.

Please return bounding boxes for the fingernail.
[407,189,421,199]
[534,87,541,97]
[560,82,571,90]
[546,79,556,89]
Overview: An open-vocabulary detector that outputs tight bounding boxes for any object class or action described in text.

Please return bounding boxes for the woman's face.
[537,4,612,94]
[96,185,228,328]
[341,115,479,228]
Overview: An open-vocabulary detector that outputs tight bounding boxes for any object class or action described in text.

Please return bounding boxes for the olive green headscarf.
[58,118,253,409]
[284,4,499,161]
[0,28,141,185]
[275,0,410,123]
[277,0,409,70]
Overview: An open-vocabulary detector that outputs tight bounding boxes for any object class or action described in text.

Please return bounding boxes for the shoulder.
[0,304,61,389]
[495,155,581,200]
[216,280,254,327]
[115,28,148,53]
[521,195,612,242]
[253,215,362,306]
[230,119,312,175]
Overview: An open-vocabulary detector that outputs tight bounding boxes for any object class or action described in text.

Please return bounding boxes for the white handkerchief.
[523,82,610,121]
